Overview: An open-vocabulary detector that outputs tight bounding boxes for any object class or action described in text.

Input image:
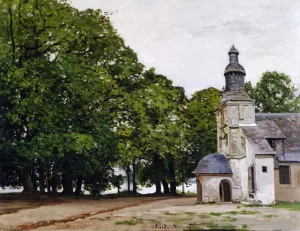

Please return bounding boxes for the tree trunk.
[168,154,177,195]
[21,168,37,194]
[31,170,37,191]
[51,176,58,193]
[153,153,162,195]
[155,181,161,195]
[46,165,51,193]
[170,182,177,195]
[132,160,137,195]
[75,177,83,195]
[38,166,45,193]
[51,177,58,193]
[161,179,170,194]
[92,181,100,196]
[125,166,131,192]
[62,173,73,194]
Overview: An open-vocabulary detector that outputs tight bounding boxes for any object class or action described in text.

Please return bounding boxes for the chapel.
[193,45,300,205]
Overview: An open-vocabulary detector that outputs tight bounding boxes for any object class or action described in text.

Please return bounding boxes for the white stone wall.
[229,158,248,201]
[254,156,275,204]
[245,138,255,166]
[198,176,233,203]
[215,96,277,205]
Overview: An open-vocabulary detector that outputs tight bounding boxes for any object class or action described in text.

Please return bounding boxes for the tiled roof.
[256,120,286,139]
[277,153,300,162]
[192,154,232,174]
[256,113,300,154]
[240,126,277,155]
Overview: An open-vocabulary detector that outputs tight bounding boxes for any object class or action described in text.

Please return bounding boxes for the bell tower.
[216,45,255,158]
[216,45,256,201]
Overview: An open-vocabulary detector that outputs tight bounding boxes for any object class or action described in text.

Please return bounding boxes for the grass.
[236,205,242,209]
[241,224,248,228]
[185,191,197,196]
[226,210,259,215]
[162,211,179,215]
[209,212,222,216]
[115,218,143,226]
[184,226,203,231]
[166,217,193,224]
[264,214,278,218]
[222,216,237,222]
[271,201,300,211]
[198,220,216,228]
[199,214,211,219]
[147,219,160,224]
[207,223,238,229]
[184,212,196,215]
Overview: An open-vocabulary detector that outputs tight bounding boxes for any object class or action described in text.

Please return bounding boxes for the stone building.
[193,45,300,205]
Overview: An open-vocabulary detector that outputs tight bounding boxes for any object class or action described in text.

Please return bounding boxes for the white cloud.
[71,0,300,96]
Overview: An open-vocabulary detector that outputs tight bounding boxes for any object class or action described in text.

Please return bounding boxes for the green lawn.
[271,201,300,211]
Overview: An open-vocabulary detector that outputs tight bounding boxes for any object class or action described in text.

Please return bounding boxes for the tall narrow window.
[279,166,290,184]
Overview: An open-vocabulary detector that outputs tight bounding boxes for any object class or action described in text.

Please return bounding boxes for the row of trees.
[0,0,299,196]
[0,0,220,195]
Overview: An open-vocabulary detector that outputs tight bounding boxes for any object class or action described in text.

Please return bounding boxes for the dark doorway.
[219,179,231,202]
[196,180,202,202]
[248,166,255,195]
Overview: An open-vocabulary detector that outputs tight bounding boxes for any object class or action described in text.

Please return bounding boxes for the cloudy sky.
[71,0,300,97]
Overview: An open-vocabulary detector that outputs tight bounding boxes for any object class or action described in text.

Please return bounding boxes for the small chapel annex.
[193,45,300,205]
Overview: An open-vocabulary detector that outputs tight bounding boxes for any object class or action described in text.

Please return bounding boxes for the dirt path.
[33,198,300,231]
[0,196,170,231]
[1,197,300,231]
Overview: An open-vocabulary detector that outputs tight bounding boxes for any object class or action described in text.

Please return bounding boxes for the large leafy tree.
[0,0,142,194]
[185,87,221,170]
[133,68,189,195]
[245,71,300,113]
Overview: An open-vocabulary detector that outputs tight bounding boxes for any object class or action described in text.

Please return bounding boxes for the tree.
[185,87,221,173]
[0,0,138,194]
[131,68,189,195]
[245,71,300,113]
[111,174,124,194]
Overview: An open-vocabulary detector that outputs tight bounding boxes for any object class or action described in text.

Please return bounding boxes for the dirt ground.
[1,196,300,231]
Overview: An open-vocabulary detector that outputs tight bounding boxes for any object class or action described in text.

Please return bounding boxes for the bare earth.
[1,197,300,231]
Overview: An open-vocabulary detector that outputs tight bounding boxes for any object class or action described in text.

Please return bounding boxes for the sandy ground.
[1,197,300,231]
[0,196,168,231]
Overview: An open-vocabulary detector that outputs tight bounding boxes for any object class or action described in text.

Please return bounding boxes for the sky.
[71,0,300,97]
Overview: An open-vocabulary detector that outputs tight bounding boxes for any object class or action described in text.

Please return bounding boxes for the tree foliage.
[0,0,221,196]
[0,0,139,194]
[186,87,221,166]
[245,71,300,113]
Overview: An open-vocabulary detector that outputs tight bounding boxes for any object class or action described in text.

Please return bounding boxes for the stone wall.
[274,164,300,202]
[196,175,235,203]
[254,155,275,204]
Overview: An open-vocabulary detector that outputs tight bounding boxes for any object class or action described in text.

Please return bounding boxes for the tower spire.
[224,45,246,91]
[228,44,239,54]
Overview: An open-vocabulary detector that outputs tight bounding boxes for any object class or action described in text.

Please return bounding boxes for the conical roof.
[228,44,239,54]
[224,44,246,75]
[192,154,232,174]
